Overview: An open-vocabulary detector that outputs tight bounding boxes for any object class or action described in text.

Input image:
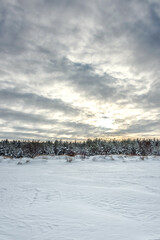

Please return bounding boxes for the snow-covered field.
[0,155,160,240]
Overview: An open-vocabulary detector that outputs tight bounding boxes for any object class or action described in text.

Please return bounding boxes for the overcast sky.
[0,0,160,140]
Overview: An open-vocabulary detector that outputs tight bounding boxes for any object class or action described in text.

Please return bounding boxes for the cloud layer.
[0,0,160,140]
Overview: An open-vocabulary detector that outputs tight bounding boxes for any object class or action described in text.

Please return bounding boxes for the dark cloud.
[133,79,160,110]
[0,1,30,55]
[0,107,56,125]
[47,58,119,102]
[115,118,160,135]
[92,0,160,73]
[0,89,80,115]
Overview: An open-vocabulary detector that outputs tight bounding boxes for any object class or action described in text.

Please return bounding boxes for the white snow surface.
[0,155,160,240]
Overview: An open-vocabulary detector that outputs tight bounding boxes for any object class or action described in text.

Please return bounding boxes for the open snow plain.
[0,155,160,240]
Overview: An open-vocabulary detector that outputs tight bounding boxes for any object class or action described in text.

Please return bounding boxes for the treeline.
[0,138,160,158]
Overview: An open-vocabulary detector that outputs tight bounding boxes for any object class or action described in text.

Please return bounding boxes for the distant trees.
[0,138,160,158]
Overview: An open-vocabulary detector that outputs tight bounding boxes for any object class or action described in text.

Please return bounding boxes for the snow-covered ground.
[0,155,160,240]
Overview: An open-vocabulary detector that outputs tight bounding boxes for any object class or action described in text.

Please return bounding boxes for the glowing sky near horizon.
[0,0,160,140]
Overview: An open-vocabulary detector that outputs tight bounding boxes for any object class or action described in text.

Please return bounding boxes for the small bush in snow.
[66,156,74,163]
